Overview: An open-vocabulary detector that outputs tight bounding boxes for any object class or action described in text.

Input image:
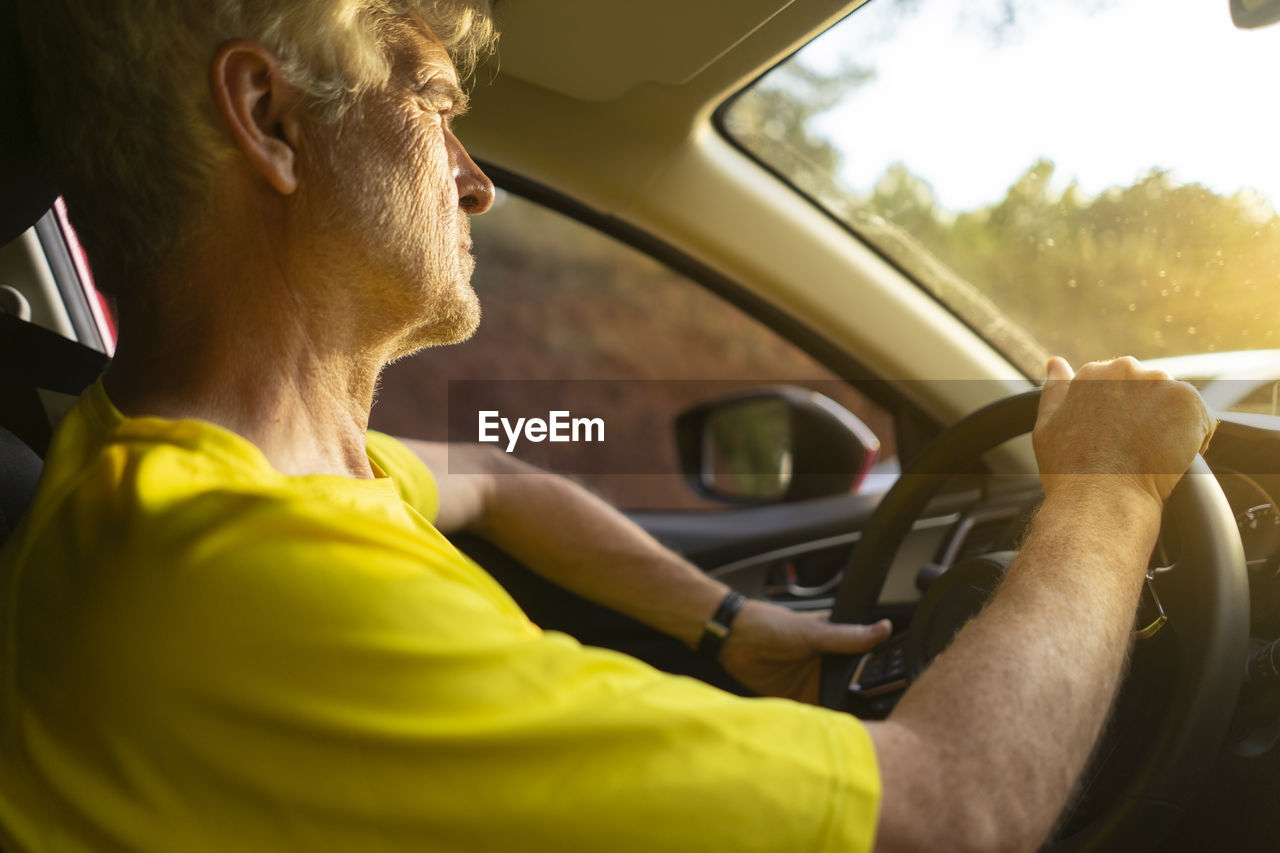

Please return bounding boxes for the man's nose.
[451,133,494,215]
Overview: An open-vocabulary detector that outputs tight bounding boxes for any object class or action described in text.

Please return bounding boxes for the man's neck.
[103,274,391,480]
[96,165,448,479]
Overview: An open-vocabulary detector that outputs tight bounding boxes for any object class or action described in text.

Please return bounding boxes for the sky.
[798,0,1280,213]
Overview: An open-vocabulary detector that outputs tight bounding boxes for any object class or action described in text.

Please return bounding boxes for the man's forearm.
[410,439,892,704]
[867,482,1161,852]
[454,446,729,647]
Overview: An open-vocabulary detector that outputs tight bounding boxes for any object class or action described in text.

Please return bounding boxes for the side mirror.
[675,386,880,504]
[1232,0,1280,28]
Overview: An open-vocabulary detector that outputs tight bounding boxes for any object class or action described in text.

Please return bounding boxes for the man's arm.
[864,357,1216,852]
[400,438,891,702]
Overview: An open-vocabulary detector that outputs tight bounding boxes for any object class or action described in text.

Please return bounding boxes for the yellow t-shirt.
[0,380,881,852]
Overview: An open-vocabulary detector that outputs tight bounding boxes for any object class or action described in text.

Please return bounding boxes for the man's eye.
[413,92,446,110]
[425,104,458,128]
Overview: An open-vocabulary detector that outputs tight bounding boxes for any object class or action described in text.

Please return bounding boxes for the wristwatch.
[696,590,747,658]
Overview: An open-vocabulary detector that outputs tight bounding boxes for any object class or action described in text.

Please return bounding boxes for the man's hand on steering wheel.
[1033,356,1217,511]
[721,356,1217,710]
[719,601,891,704]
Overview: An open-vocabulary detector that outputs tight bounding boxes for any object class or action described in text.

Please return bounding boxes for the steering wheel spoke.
[1135,565,1173,641]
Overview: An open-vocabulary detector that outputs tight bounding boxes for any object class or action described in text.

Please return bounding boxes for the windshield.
[724,0,1280,380]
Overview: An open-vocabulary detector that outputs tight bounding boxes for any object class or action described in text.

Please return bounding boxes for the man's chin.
[390,289,481,359]
[432,306,481,346]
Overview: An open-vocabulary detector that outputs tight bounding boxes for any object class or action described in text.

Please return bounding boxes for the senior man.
[1,1,1214,851]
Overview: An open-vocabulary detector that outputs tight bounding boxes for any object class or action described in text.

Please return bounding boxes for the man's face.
[302,20,494,356]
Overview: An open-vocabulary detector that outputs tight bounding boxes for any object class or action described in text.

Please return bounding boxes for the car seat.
[0,315,109,545]
[0,0,109,546]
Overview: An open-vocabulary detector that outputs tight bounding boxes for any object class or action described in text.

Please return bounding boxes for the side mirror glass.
[702,397,793,501]
[676,386,880,504]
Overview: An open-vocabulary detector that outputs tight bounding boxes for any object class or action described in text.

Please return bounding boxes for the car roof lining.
[489,1,868,104]
[494,0,805,102]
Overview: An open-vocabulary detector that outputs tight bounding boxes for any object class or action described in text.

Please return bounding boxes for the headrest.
[0,0,59,246]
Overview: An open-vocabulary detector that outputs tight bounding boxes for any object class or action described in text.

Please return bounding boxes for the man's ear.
[209,40,303,195]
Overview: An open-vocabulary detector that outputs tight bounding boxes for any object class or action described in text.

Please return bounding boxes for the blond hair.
[17,0,497,298]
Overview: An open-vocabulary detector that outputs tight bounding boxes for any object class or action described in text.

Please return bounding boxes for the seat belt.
[0,312,108,456]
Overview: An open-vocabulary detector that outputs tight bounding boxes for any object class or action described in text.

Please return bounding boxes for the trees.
[730,69,1280,370]
[887,161,1280,365]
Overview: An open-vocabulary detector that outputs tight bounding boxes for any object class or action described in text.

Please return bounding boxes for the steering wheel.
[819,390,1249,852]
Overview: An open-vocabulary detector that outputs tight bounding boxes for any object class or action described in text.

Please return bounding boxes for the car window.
[370,189,897,510]
[724,0,1280,381]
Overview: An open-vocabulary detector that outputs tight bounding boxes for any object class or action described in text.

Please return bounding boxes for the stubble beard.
[387,209,481,358]
[314,162,482,361]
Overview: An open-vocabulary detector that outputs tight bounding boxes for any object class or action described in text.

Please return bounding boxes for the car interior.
[6,0,1280,849]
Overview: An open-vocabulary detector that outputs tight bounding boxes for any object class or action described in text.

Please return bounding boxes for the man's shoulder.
[35,410,307,535]
[0,391,529,674]
[9,400,424,575]
[2,401,521,657]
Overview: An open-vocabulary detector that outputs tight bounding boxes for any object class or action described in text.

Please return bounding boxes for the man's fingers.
[810,616,892,654]
[1046,356,1074,383]
[1189,388,1218,457]
[1201,416,1219,457]
[1038,356,1075,422]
